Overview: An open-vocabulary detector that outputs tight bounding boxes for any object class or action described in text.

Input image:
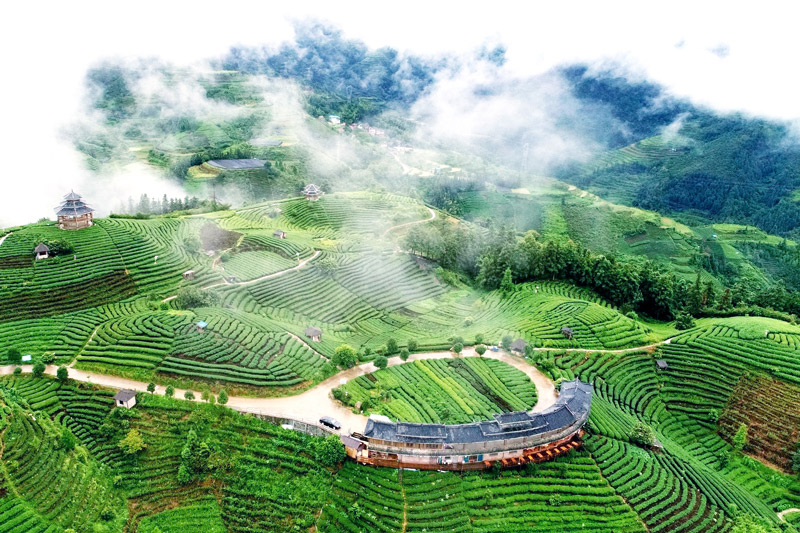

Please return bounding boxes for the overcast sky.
[2,0,799,226]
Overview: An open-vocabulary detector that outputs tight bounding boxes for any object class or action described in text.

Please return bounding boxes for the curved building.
[344,379,592,470]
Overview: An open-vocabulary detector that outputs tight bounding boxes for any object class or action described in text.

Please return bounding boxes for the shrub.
[474,334,484,344]
[675,311,695,330]
[629,422,656,447]
[60,428,76,451]
[12,367,21,375]
[333,345,358,369]
[218,389,228,405]
[386,338,398,354]
[407,339,418,352]
[41,353,55,364]
[374,356,388,370]
[733,423,748,452]
[6,348,20,365]
[165,385,175,398]
[147,382,156,393]
[184,391,195,400]
[399,349,410,361]
[175,287,220,309]
[118,429,146,455]
[32,361,45,378]
[314,434,346,467]
[501,336,513,351]
[475,344,486,356]
[56,366,68,383]
[453,342,463,354]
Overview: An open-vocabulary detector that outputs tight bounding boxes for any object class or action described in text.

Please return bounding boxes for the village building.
[345,380,592,470]
[196,321,209,332]
[34,243,50,260]
[510,339,528,354]
[305,326,322,342]
[303,184,322,201]
[55,191,94,230]
[328,114,341,125]
[656,359,669,370]
[273,230,286,239]
[182,270,196,281]
[113,389,137,409]
[561,326,574,340]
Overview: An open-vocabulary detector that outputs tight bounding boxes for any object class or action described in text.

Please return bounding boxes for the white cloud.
[3,0,800,226]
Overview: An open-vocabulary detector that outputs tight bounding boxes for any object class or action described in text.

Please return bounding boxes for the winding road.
[0,347,555,436]
[382,207,436,238]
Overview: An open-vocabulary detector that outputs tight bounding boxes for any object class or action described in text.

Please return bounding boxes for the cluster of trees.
[113,194,207,217]
[222,22,439,122]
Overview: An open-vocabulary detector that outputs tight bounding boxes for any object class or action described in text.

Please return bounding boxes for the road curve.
[204,250,321,290]
[381,207,436,237]
[0,347,555,437]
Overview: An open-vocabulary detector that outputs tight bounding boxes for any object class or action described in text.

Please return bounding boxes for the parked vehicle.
[319,416,341,430]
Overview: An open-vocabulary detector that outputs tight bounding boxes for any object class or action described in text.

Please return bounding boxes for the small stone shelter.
[113,389,137,409]
[34,243,50,260]
[561,327,574,340]
[182,270,196,281]
[656,359,669,370]
[273,230,286,239]
[305,326,322,342]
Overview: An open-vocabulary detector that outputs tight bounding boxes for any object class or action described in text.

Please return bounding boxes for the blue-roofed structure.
[196,321,209,331]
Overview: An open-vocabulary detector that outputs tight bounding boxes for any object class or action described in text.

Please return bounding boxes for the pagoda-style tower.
[302,184,322,201]
[56,191,94,230]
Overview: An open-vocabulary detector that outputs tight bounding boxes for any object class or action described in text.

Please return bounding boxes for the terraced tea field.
[335,358,537,423]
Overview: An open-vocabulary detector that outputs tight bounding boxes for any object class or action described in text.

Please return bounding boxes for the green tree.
[475,344,487,356]
[218,389,228,405]
[118,428,146,455]
[629,422,656,447]
[6,348,21,365]
[407,339,418,352]
[56,366,68,383]
[32,361,45,378]
[201,389,211,402]
[386,338,398,354]
[399,348,410,361]
[374,355,388,370]
[60,427,76,451]
[452,342,463,354]
[314,434,346,467]
[500,267,514,295]
[178,429,210,483]
[183,236,201,254]
[333,344,358,369]
[474,334,484,344]
[733,423,748,452]
[501,336,513,351]
[184,391,195,400]
[41,353,55,364]
[165,385,175,398]
[147,382,156,394]
[675,311,695,330]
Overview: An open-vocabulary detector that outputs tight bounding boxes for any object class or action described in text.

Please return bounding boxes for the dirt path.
[778,508,800,522]
[0,232,11,248]
[0,347,555,436]
[204,250,321,289]
[382,207,436,238]
[528,337,672,355]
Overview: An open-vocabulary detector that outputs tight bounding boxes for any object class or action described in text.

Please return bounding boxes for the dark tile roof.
[340,435,366,450]
[510,339,528,352]
[113,389,136,402]
[305,326,322,337]
[34,243,49,253]
[363,379,592,445]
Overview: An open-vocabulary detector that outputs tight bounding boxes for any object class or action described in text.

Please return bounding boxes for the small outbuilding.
[305,326,322,342]
[561,326,574,340]
[656,359,669,370]
[182,270,196,281]
[113,389,137,409]
[341,435,367,459]
[21,354,32,363]
[34,243,50,260]
[510,339,528,354]
[196,321,209,332]
[273,230,286,239]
